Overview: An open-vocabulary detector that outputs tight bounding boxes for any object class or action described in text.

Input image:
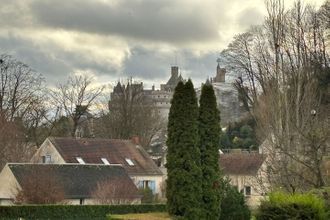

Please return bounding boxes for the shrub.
[256,191,327,220]
[0,204,167,220]
[219,179,251,220]
[138,187,154,203]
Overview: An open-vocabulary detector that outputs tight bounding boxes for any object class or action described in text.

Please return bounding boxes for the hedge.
[0,204,167,220]
[256,191,327,220]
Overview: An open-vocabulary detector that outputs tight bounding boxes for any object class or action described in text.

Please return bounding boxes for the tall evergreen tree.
[198,83,222,219]
[166,80,202,219]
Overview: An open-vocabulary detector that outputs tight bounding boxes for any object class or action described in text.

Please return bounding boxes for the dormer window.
[42,155,52,164]
[101,158,110,165]
[125,158,134,166]
[76,157,85,164]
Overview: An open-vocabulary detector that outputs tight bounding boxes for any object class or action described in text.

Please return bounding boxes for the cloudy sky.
[0,0,322,89]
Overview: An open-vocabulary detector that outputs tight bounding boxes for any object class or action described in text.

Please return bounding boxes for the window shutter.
[150,181,156,194]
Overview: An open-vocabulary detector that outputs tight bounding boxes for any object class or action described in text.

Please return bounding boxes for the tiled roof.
[8,163,139,199]
[49,137,163,176]
[219,153,266,176]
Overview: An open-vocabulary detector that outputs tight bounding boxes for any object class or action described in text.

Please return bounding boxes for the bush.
[0,204,167,220]
[256,191,327,220]
[220,179,251,220]
[138,187,154,203]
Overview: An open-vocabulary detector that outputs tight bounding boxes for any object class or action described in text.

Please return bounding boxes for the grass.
[108,212,171,220]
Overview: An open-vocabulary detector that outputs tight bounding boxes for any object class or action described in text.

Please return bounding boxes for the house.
[0,163,140,205]
[31,137,164,197]
[219,152,267,208]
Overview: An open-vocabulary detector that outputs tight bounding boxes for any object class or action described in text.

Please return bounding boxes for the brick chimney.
[131,135,140,145]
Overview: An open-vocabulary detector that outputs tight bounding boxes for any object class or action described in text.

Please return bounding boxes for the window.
[125,158,134,166]
[42,155,52,164]
[244,186,251,196]
[76,157,85,164]
[101,158,110,165]
[137,180,156,194]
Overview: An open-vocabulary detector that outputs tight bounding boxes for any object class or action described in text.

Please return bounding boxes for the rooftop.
[48,137,163,176]
[8,163,139,199]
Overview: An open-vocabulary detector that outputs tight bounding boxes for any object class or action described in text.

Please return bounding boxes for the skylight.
[125,158,134,166]
[101,158,110,165]
[76,157,85,164]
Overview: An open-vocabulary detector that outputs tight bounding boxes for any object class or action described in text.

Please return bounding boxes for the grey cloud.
[29,0,221,44]
[0,34,118,85]
[122,47,172,81]
[122,47,228,88]
[237,7,264,30]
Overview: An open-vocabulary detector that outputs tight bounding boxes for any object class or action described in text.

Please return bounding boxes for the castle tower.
[171,66,179,78]
[214,58,226,83]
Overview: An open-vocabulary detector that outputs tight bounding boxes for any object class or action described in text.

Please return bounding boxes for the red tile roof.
[49,137,162,176]
[219,153,266,176]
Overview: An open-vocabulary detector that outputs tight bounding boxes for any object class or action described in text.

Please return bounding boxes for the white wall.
[227,174,265,208]
[30,138,65,164]
[0,165,21,203]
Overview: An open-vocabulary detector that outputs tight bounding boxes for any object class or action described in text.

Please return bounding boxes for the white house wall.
[0,165,21,205]
[30,138,65,164]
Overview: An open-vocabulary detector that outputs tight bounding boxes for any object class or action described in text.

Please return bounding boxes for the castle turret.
[171,66,179,78]
[214,59,226,83]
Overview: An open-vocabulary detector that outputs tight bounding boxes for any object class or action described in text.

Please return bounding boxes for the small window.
[101,158,110,165]
[76,157,85,164]
[245,186,251,196]
[125,158,134,166]
[42,155,52,164]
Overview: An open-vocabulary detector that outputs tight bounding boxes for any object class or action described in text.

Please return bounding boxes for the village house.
[219,151,267,208]
[0,163,140,205]
[31,137,165,197]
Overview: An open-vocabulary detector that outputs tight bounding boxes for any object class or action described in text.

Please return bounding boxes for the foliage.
[166,80,202,219]
[256,191,327,220]
[220,116,258,150]
[198,84,222,219]
[221,0,330,191]
[139,187,154,204]
[0,204,167,220]
[91,178,140,205]
[220,179,251,220]
[107,212,170,220]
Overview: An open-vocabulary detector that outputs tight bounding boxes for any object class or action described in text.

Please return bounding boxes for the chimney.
[171,66,179,77]
[131,135,140,145]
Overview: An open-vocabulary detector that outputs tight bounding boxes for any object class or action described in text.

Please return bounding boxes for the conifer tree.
[198,83,222,219]
[166,80,202,219]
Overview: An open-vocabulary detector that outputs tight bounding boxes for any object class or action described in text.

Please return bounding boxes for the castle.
[109,66,182,119]
[110,61,244,125]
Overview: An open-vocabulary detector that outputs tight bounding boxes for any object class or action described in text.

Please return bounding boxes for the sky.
[0,0,323,89]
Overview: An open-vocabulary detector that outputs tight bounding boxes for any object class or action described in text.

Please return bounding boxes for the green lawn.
[108,212,171,220]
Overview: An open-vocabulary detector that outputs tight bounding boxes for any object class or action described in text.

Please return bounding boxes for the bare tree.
[0,54,45,168]
[0,115,36,170]
[0,54,44,121]
[14,167,66,204]
[96,81,165,148]
[51,74,104,137]
[221,0,329,192]
[91,178,140,204]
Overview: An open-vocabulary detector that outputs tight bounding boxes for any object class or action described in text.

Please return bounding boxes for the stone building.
[197,60,245,125]
[109,66,183,120]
